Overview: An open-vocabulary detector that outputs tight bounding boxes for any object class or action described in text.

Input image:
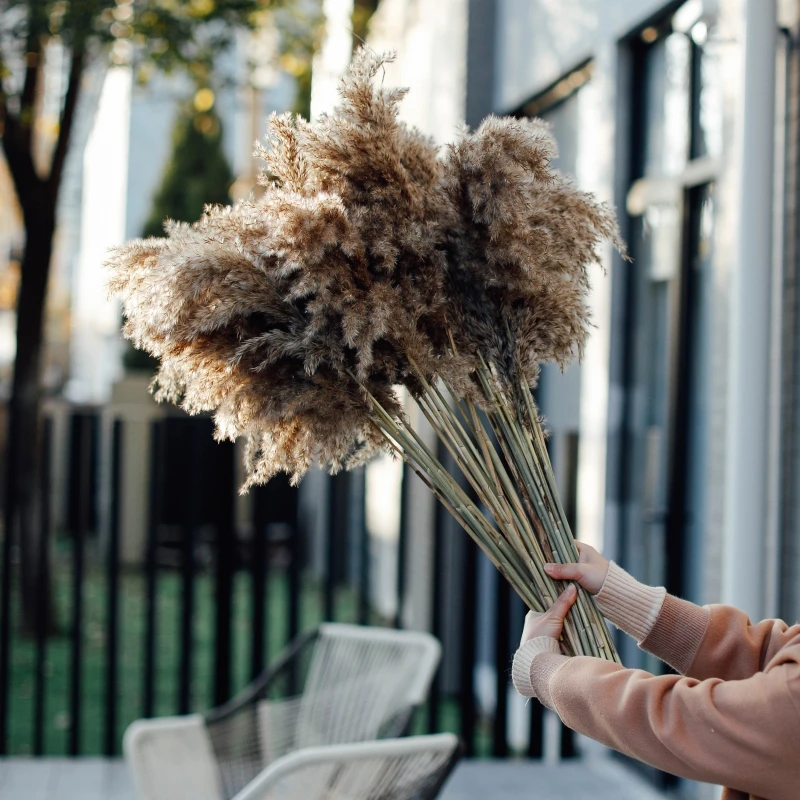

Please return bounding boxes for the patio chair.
[230,734,460,800]
[124,623,444,800]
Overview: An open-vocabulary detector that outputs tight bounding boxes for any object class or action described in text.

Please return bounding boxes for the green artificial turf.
[5,543,488,756]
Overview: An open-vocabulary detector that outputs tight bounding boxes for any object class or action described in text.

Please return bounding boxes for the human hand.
[520,584,578,646]
[543,541,609,595]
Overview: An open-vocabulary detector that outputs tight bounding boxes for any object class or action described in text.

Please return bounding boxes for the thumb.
[548,584,577,623]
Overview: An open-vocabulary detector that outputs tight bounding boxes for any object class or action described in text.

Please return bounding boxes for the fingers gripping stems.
[520,585,578,646]
[543,541,610,595]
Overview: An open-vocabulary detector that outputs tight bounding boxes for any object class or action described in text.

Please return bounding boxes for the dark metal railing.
[0,411,565,760]
[104,419,122,756]
[33,417,52,756]
[69,412,92,756]
[459,535,478,757]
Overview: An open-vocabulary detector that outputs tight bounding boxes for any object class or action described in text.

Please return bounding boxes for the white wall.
[66,66,132,404]
[310,0,355,119]
[368,0,469,143]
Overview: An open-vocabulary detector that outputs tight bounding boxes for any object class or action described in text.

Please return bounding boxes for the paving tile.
[440,759,666,800]
[0,759,55,800]
[48,759,112,800]
[0,756,667,799]
[106,761,138,800]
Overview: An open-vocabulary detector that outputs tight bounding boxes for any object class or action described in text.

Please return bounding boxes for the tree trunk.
[1,41,83,638]
[4,188,56,634]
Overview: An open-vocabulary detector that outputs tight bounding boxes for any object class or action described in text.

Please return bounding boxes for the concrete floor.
[441,759,668,799]
[0,756,668,800]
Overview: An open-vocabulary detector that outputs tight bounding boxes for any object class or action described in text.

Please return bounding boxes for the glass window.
[643,33,692,176]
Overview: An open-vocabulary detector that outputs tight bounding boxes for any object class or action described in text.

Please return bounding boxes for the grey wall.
[465,0,498,126]
[538,91,581,435]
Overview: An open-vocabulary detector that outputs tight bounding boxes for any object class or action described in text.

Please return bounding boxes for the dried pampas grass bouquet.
[108,49,624,661]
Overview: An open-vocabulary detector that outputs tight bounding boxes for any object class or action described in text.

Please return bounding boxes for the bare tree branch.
[1,104,41,214]
[0,6,44,206]
[48,43,84,199]
[0,83,7,134]
[19,10,44,153]
[0,31,13,137]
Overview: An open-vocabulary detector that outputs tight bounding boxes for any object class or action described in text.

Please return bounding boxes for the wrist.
[590,560,610,594]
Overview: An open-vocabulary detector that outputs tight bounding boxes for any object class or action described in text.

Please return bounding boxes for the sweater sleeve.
[542,651,800,799]
[511,636,562,699]
[595,562,800,680]
[641,598,800,681]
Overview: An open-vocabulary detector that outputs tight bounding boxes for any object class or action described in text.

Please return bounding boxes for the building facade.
[371,0,800,794]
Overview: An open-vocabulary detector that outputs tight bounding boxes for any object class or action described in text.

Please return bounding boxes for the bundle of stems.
[365,342,619,662]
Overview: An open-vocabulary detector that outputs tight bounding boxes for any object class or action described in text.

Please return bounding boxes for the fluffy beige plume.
[107,48,622,487]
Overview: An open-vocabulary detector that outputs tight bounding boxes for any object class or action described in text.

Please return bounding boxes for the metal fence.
[0,409,574,760]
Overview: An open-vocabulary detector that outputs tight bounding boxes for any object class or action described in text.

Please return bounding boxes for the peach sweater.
[512,563,800,800]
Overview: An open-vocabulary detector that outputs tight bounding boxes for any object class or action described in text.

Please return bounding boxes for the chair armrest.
[205,629,318,725]
[230,734,461,800]
[124,714,225,800]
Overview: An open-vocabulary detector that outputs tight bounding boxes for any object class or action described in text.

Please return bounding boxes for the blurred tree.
[142,102,233,239]
[351,0,379,51]
[125,98,233,372]
[274,2,325,119]
[0,0,318,651]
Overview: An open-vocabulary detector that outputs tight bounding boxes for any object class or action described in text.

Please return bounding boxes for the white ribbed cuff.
[512,637,561,697]
[595,562,666,643]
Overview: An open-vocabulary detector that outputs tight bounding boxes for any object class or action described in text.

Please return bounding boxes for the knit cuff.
[595,562,666,643]
[512,637,561,698]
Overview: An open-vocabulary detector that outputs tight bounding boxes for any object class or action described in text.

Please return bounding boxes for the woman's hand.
[520,584,578,646]
[543,541,609,595]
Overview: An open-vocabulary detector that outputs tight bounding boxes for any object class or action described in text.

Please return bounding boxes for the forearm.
[543,655,800,800]
[512,546,800,800]
[595,562,800,680]
[594,562,708,675]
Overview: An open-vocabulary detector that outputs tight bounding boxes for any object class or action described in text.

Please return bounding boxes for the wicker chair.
[230,735,460,800]
[124,624,448,800]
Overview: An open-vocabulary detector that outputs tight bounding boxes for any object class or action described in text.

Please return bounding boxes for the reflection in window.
[644,33,691,176]
[641,25,722,174]
[695,33,723,160]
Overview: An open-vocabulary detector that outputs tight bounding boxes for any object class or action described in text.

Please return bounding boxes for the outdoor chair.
[229,734,460,800]
[124,623,446,800]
